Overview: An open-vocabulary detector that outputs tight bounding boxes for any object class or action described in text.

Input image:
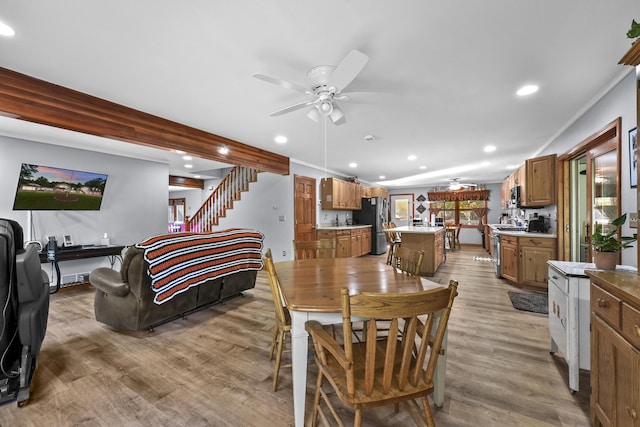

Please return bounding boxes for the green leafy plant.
[627,19,640,42]
[591,213,637,252]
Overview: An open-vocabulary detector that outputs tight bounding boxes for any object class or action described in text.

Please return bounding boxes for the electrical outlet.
[282,250,286,257]
[629,212,638,228]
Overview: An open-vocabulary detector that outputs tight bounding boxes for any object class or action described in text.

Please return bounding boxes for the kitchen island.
[384,226,446,276]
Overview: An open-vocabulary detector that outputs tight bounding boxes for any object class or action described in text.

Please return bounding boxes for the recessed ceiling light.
[218,147,229,155]
[419,165,427,170]
[516,84,539,96]
[408,155,417,161]
[0,20,15,37]
[274,135,287,144]
[175,150,186,154]
[194,175,201,178]
[184,164,193,169]
[379,175,386,179]
[182,155,192,160]
[349,162,357,168]
[484,145,496,153]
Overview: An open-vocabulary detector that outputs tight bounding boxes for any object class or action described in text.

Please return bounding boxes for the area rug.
[507,291,548,314]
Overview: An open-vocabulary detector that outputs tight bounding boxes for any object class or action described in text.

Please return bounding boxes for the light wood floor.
[0,246,590,426]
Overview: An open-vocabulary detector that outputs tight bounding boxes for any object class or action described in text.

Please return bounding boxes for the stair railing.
[186,166,258,232]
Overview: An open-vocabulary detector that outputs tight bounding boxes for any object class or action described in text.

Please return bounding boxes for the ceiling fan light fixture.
[307,106,320,122]
[320,101,333,114]
[329,105,344,124]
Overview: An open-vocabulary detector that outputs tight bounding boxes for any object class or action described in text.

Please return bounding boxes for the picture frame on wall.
[629,127,637,188]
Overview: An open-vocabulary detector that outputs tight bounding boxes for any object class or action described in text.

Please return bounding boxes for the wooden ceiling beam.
[0,67,290,176]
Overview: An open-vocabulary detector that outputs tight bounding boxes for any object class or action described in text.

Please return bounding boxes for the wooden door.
[294,175,316,241]
[500,239,519,282]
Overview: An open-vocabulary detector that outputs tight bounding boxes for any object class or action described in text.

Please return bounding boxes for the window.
[427,189,490,227]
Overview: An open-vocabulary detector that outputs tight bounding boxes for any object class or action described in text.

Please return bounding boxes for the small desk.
[275,257,447,427]
[39,245,125,293]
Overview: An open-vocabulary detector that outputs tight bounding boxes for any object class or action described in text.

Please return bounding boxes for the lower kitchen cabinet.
[588,271,640,427]
[499,233,556,289]
[316,227,371,258]
[500,235,519,283]
[520,237,556,287]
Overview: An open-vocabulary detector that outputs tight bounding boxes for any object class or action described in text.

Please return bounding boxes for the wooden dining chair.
[263,249,291,392]
[293,239,336,260]
[305,280,459,427]
[382,222,401,265]
[391,246,425,276]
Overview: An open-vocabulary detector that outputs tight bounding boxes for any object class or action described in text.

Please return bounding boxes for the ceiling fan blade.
[252,73,310,94]
[269,99,316,117]
[328,50,369,93]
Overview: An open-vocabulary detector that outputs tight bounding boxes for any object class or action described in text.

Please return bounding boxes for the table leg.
[289,311,309,427]
[433,328,447,407]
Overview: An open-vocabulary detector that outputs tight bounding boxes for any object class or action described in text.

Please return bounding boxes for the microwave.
[510,186,521,208]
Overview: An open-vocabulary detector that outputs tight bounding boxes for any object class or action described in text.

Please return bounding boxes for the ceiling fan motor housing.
[307,65,336,91]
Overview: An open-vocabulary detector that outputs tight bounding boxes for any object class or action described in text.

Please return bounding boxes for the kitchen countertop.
[489,224,557,239]
[384,226,445,234]
[548,260,637,277]
[315,224,371,230]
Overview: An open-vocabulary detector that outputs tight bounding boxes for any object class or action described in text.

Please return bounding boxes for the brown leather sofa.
[89,245,257,330]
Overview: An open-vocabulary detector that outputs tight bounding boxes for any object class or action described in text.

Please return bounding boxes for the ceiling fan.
[447,178,477,190]
[252,50,370,125]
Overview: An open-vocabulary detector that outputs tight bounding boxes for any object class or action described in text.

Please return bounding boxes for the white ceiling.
[0,1,637,188]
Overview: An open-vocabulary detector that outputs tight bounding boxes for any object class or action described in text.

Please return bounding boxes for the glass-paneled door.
[587,144,619,262]
[389,194,414,227]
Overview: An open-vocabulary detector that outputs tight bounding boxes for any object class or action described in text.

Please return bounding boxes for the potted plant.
[590,213,637,269]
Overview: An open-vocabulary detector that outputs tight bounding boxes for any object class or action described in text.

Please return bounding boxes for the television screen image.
[13,163,108,210]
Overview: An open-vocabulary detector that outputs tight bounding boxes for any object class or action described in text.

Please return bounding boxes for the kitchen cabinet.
[500,234,519,283]
[501,154,556,208]
[320,178,362,210]
[316,226,371,258]
[498,233,556,289]
[521,154,556,207]
[547,261,591,393]
[520,237,556,287]
[350,227,371,257]
[588,271,640,427]
[361,186,388,198]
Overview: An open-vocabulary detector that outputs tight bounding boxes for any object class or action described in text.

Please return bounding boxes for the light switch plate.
[629,212,638,228]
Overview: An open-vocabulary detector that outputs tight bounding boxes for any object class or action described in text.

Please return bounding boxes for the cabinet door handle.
[635,324,640,337]
[552,275,559,280]
[597,299,609,308]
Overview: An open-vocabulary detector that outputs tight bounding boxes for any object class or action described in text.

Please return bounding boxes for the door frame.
[557,117,621,260]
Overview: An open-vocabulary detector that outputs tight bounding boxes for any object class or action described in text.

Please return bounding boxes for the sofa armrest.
[89,268,131,297]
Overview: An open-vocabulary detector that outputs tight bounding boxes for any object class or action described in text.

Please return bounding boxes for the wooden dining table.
[274,257,448,427]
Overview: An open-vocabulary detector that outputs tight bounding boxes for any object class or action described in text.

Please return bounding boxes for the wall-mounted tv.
[13,163,108,211]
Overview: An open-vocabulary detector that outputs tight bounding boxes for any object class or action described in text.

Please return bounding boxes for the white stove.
[547,260,637,393]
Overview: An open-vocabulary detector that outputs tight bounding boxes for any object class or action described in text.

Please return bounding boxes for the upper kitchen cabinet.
[521,154,556,207]
[502,154,556,208]
[320,178,362,210]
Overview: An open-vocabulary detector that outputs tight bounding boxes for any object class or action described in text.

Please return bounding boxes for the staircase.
[186,166,259,232]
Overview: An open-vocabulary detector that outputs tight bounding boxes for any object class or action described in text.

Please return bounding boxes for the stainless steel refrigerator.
[353,197,388,255]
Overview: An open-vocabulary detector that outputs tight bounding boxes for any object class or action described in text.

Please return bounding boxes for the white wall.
[0,135,168,278]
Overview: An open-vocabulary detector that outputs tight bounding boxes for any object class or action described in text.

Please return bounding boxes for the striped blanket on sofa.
[135,228,264,304]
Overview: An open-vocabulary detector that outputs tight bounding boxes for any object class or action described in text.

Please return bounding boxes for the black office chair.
[0,219,50,407]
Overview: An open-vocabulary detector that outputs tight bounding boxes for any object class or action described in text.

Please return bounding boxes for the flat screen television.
[13,163,108,211]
